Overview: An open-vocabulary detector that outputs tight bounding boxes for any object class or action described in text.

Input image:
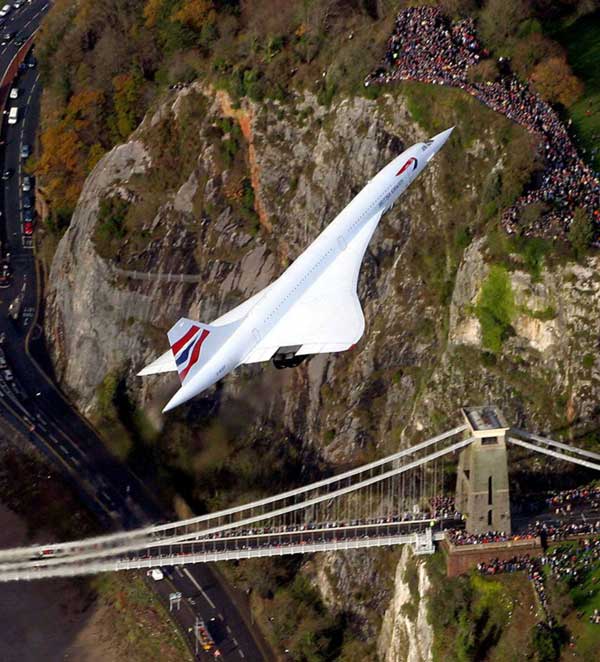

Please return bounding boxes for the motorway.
[0,2,269,660]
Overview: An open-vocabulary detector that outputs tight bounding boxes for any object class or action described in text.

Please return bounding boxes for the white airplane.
[139,127,454,412]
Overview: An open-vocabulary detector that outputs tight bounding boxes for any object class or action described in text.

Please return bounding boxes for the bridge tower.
[455,407,511,534]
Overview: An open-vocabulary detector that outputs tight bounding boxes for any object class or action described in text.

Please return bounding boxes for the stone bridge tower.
[455,406,511,535]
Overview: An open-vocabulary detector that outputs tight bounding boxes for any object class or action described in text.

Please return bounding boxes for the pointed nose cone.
[431,126,454,150]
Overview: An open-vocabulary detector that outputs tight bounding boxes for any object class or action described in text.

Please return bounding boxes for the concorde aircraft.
[139,127,454,412]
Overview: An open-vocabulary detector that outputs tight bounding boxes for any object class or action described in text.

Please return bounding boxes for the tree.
[530,56,584,107]
[479,0,533,52]
[569,206,594,259]
[467,59,500,84]
[171,0,215,32]
[512,32,563,78]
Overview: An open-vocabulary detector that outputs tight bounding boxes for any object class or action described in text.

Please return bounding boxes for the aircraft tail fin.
[167,317,240,385]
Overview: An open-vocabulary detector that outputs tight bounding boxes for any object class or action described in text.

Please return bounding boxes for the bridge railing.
[0,424,468,564]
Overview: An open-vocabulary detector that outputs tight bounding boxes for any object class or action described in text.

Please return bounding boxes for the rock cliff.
[45,81,600,658]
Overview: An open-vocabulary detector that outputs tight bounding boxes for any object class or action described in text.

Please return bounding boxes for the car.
[13,37,24,46]
[22,195,32,209]
[20,143,29,159]
[23,208,33,222]
[9,88,18,99]
[2,368,13,381]
[23,220,32,235]
[18,62,26,72]
[27,57,36,68]
[21,175,31,191]
[2,169,13,180]
[13,2,22,9]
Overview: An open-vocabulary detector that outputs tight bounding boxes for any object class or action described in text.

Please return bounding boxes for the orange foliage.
[171,0,215,31]
[530,56,584,108]
[143,0,165,28]
[68,89,104,117]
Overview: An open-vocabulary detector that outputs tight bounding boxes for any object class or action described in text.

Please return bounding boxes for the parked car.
[22,195,32,209]
[2,169,13,180]
[20,143,29,159]
[23,220,33,235]
[23,208,33,222]
[21,175,31,191]
[13,36,24,46]
[9,88,18,99]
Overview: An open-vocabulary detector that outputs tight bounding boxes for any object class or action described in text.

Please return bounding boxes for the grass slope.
[550,11,600,172]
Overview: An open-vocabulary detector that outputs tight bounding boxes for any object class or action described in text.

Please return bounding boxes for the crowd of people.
[477,538,600,624]
[477,554,533,575]
[430,495,462,520]
[446,529,537,546]
[525,518,600,541]
[546,484,600,514]
[366,6,600,244]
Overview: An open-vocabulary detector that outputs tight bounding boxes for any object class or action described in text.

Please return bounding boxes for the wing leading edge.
[242,210,383,363]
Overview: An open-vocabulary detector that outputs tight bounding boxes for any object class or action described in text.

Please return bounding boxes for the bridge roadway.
[0,525,447,581]
[0,4,269,660]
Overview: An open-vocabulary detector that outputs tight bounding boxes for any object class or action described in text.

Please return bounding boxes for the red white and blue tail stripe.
[168,318,211,384]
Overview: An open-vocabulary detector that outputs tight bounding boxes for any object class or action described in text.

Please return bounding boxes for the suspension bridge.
[1,407,598,582]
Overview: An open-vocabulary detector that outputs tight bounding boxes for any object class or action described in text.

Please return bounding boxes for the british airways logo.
[396,157,418,176]
[171,325,210,382]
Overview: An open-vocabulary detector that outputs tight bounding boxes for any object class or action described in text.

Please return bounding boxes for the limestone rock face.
[378,547,433,662]
[45,82,600,659]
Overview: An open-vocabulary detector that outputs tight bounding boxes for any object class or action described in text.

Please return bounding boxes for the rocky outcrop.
[45,81,600,659]
[378,547,433,662]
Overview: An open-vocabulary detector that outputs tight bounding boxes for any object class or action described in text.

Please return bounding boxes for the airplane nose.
[431,126,454,149]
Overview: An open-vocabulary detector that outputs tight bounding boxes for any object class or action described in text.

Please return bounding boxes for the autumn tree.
[530,56,584,107]
[171,0,215,32]
[512,32,563,78]
[479,0,533,52]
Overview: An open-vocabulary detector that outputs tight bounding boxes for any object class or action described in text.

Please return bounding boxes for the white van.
[8,106,18,125]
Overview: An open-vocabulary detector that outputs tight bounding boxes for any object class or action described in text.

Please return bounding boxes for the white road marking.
[232,637,238,646]
[238,650,245,658]
[183,567,216,609]
[226,625,232,634]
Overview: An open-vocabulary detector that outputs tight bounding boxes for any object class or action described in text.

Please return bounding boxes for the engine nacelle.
[272,346,312,369]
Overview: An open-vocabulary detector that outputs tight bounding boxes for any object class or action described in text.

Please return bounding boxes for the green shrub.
[569,207,594,260]
[476,266,515,353]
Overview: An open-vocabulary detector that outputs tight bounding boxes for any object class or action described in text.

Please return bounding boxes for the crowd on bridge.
[366,5,600,243]
[430,495,462,520]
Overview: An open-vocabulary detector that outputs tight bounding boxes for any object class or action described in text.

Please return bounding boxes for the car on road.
[22,175,31,191]
[9,87,18,99]
[2,168,13,180]
[20,143,30,159]
[23,220,33,235]
[7,107,18,124]
[0,31,14,45]
[13,2,22,8]
[23,208,33,222]
[0,6,10,19]
[13,36,24,47]
[22,195,32,209]
[27,57,36,68]
[2,368,13,382]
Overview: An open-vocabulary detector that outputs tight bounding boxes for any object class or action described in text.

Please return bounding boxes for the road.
[0,2,270,660]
